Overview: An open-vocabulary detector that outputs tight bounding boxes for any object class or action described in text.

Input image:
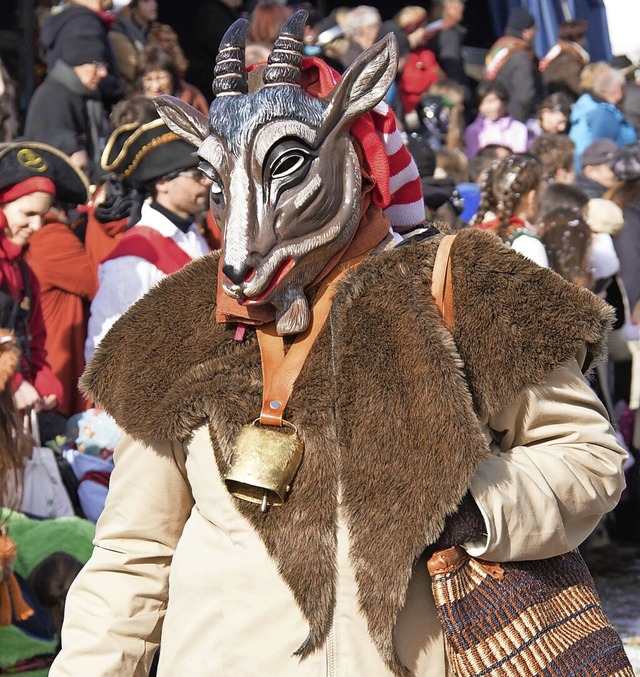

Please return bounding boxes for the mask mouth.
[235,257,296,305]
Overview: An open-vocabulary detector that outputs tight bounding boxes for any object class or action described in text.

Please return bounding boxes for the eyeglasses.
[91,61,108,71]
[176,168,209,182]
[142,73,172,86]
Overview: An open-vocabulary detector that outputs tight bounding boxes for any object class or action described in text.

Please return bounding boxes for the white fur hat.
[587,198,624,235]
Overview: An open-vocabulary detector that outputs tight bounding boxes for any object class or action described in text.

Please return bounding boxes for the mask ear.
[322,34,398,132]
[154,95,209,147]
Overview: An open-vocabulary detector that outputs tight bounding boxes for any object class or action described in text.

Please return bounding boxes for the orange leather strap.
[431,234,456,332]
[257,255,366,427]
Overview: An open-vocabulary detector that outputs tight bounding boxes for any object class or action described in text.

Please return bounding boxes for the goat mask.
[155,10,399,335]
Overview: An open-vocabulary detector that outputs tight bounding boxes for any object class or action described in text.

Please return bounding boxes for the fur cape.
[82,228,613,674]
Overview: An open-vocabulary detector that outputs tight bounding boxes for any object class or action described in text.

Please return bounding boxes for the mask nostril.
[222,263,252,285]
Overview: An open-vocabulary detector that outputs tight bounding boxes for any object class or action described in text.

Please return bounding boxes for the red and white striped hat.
[301,57,425,231]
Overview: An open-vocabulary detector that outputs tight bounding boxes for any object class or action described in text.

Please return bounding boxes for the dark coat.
[613,201,640,312]
[24,61,107,181]
[427,25,467,86]
[574,173,607,199]
[494,48,543,122]
[541,49,584,98]
[622,84,640,133]
[187,0,242,102]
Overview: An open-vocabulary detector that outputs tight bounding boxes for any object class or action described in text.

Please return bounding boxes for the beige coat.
[51,230,627,677]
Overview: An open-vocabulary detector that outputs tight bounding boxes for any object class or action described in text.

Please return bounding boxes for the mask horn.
[262,9,308,87]
[212,18,250,97]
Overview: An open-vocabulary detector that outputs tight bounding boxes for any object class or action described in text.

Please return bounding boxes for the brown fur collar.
[82,228,612,674]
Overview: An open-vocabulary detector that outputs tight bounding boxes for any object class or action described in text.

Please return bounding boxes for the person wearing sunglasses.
[85,118,211,361]
[24,39,111,181]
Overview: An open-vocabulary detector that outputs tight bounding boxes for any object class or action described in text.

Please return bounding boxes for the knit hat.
[60,36,108,68]
[0,141,90,205]
[505,7,535,33]
[586,198,624,235]
[101,118,199,185]
[612,142,640,181]
[581,138,617,169]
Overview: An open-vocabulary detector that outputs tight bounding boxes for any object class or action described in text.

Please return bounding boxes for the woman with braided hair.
[474,153,549,267]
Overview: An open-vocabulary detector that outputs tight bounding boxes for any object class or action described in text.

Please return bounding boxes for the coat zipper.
[326,623,336,677]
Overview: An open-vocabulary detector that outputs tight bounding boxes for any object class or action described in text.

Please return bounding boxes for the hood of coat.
[41,5,107,51]
[48,60,101,99]
[81,227,613,674]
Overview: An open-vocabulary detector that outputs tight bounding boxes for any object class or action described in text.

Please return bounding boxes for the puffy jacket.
[570,92,638,171]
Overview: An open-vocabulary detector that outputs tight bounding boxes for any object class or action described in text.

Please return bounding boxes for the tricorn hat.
[0,141,90,206]
[101,118,199,185]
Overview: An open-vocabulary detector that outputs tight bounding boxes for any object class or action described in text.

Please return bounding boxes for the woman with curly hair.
[474,153,549,267]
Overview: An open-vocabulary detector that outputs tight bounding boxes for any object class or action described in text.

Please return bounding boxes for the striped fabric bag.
[428,236,634,676]
[427,546,634,676]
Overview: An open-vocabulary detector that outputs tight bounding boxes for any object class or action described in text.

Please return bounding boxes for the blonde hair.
[579,61,608,92]
[394,6,427,30]
[436,148,469,184]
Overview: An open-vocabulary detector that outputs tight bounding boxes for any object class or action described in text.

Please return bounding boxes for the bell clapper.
[261,493,270,513]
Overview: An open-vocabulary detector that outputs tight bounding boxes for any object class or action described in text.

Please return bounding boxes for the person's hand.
[408,26,428,49]
[434,492,486,550]
[40,394,58,411]
[13,381,41,411]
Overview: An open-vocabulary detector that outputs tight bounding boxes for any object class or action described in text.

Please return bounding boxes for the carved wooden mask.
[155,10,398,334]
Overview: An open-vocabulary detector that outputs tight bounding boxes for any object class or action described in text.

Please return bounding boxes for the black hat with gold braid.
[0,142,90,206]
[101,118,199,185]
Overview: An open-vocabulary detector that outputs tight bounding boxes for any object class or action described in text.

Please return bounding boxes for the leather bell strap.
[256,255,366,427]
[431,234,456,332]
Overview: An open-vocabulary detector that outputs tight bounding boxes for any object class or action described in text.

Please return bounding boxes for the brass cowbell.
[224,420,304,512]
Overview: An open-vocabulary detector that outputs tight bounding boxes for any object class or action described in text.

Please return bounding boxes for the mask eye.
[264,139,314,206]
[271,153,306,179]
[198,161,224,204]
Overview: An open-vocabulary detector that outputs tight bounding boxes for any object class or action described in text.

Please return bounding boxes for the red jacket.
[0,233,63,401]
[26,218,98,416]
[398,49,443,114]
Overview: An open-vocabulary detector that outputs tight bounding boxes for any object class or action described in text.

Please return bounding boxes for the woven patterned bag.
[428,235,634,677]
[427,546,633,676]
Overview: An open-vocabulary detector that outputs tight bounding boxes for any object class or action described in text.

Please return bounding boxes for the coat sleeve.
[27,270,63,401]
[614,204,640,313]
[50,434,195,677]
[466,357,627,561]
[27,223,98,300]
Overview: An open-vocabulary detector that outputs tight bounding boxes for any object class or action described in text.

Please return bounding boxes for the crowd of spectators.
[2,0,640,669]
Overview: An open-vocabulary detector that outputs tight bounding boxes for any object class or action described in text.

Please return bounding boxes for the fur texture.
[81,228,613,674]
